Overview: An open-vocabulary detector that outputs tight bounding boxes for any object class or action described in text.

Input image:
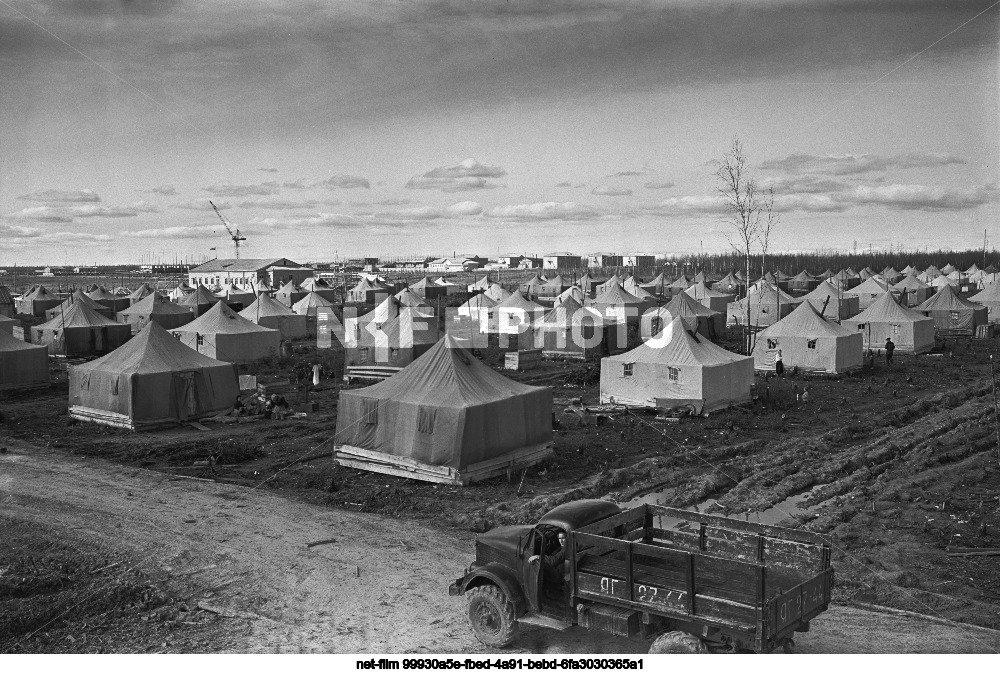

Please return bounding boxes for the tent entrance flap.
[173,371,199,421]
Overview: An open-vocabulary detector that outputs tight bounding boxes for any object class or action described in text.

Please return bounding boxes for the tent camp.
[408,276,447,300]
[600,316,753,413]
[433,277,462,296]
[215,282,256,309]
[32,301,132,357]
[530,297,612,359]
[292,291,340,336]
[843,276,891,310]
[968,282,1000,323]
[892,274,933,307]
[519,273,547,298]
[0,329,49,392]
[553,285,586,307]
[684,281,735,314]
[537,274,570,299]
[240,294,308,339]
[787,270,820,293]
[15,285,62,317]
[715,272,746,298]
[128,283,156,305]
[395,287,431,310]
[274,280,307,308]
[661,291,725,340]
[348,277,391,303]
[916,285,989,333]
[300,277,339,302]
[800,280,860,321]
[345,309,440,369]
[68,322,239,430]
[86,286,131,313]
[843,292,935,354]
[170,301,281,363]
[726,284,798,328]
[45,290,115,321]
[118,292,195,332]
[335,334,553,485]
[176,284,221,317]
[484,283,512,303]
[753,301,863,374]
[168,282,194,302]
[492,290,545,335]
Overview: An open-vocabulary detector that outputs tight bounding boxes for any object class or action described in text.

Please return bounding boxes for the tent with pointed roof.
[395,287,432,309]
[892,274,933,307]
[627,281,656,303]
[32,301,132,357]
[293,290,338,317]
[787,270,819,293]
[843,293,935,354]
[273,280,307,308]
[588,280,645,349]
[715,272,747,297]
[0,313,18,337]
[638,272,668,296]
[881,267,902,284]
[300,277,339,302]
[215,282,256,309]
[128,283,156,305]
[484,283,511,303]
[968,282,1000,323]
[843,276,891,310]
[168,282,194,302]
[684,281,735,314]
[433,276,462,296]
[966,263,981,275]
[576,272,597,296]
[985,264,998,274]
[15,285,62,317]
[0,328,49,391]
[664,274,693,299]
[901,265,915,274]
[457,292,496,315]
[817,269,835,281]
[68,322,238,430]
[491,290,544,335]
[348,276,391,303]
[409,276,447,300]
[754,301,863,373]
[335,334,553,485]
[917,284,988,333]
[45,290,115,321]
[801,280,860,320]
[467,275,494,293]
[176,284,221,317]
[554,285,585,307]
[858,267,877,280]
[530,297,612,359]
[726,285,798,327]
[831,269,861,290]
[595,272,624,295]
[601,316,752,412]
[86,286,131,313]
[931,275,959,289]
[170,301,280,363]
[240,294,308,339]
[345,309,441,369]
[537,274,570,298]
[661,292,724,340]
[118,292,194,332]
[940,263,957,275]
[518,273,547,299]
[0,285,15,317]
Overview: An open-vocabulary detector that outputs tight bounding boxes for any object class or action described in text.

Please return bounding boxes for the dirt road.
[2,445,997,654]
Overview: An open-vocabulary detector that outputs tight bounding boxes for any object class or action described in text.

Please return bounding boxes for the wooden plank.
[460,442,553,475]
[648,528,700,550]
[577,507,648,536]
[333,458,463,486]
[648,505,830,546]
[335,445,457,476]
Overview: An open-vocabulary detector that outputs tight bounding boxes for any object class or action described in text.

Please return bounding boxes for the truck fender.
[460,563,527,617]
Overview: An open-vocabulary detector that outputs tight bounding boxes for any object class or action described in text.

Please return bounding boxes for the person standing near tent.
[774,349,784,377]
[885,337,895,365]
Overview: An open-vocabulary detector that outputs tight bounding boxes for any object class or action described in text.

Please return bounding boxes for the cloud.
[446,201,484,217]
[760,153,966,175]
[140,185,178,196]
[174,199,232,211]
[763,175,851,194]
[591,185,633,197]
[556,181,573,188]
[406,159,506,192]
[0,224,43,238]
[202,182,281,197]
[484,202,602,222]
[257,167,279,173]
[238,198,341,210]
[772,194,850,213]
[644,181,674,190]
[16,189,101,203]
[248,200,483,230]
[644,196,729,217]
[842,184,999,211]
[122,225,223,239]
[282,178,322,190]
[323,174,371,189]
[0,223,112,243]
[6,202,158,222]
[608,168,654,177]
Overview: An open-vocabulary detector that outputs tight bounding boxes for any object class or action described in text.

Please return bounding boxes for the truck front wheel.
[648,631,708,654]
[466,584,519,648]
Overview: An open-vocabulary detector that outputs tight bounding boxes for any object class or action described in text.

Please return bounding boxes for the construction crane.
[209,200,247,259]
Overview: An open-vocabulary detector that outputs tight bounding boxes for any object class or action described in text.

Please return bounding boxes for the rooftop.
[189,258,308,273]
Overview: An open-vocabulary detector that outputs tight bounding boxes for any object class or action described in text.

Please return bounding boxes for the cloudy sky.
[0,0,997,265]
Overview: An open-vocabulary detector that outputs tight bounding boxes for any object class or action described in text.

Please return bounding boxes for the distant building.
[39,266,67,277]
[587,253,624,268]
[542,252,582,270]
[188,258,313,289]
[74,266,99,275]
[428,258,479,273]
[496,255,524,269]
[139,264,188,274]
[518,257,543,269]
[623,254,656,268]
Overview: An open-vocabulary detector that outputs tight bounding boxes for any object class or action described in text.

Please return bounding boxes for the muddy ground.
[2,289,1000,652]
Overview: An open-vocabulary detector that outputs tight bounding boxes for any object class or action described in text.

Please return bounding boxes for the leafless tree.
[716,136,777,354]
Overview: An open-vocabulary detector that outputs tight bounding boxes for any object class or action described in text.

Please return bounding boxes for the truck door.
[520,529,542,614]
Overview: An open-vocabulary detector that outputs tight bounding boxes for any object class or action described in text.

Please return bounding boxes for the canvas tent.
[32,301,132,357]
[684,281,735,314]
[576,272,597,296]
[661,291,725,340]
[892,274,933,307]
[408,276,447,300]
[168,282,194,302]
[45,290,115,321]
[128,283,156,305]
[433,277,462,296]
[0,313,18,337]
[0,285,14,318]
[348,277,391,304]
[215,282,256,309]
[394,287,431,309]
[843,276,891,310]
[600,316,753,413]
[335,334,553,485]
[553,285,586,307]
[726,284,798,327]
[467,275,494,294]
[240,294,308,339]
[753,301,863,374]
[0,329,49,392]
[15,285,62,317]
[118,292,194,332]
[801,280,860,321]
[530,297,612,359]
[68,322,239,430]
[638,272,668,296]
[715,272,747,298]
[300,277,339,302]
[345,309,440,369]
[86,286,131,313]
[843,292,935,354]
[176,284,221,317]
[274,280,307,308]
[170,300,281,363]
[787,270,820,293]
[484,283,512,303]
[968,282,1000,323]
[292,291,341,337]
[491,290,545,335]
[538,274,570,298]
[519,273,547,298]
[915,285,988,333]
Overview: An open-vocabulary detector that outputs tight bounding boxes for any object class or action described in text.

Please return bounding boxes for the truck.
[449,500,834,653]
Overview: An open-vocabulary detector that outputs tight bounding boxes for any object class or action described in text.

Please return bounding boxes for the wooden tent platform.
[343,365,402,383]
[334,441,553,486]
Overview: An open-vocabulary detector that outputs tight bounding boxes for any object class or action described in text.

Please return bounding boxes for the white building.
[188,258,313,290]
[542,252,582,270]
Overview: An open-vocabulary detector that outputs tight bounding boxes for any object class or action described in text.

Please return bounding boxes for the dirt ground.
[2,278,1000,652]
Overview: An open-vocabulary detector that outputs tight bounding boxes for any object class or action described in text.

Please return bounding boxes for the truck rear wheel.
[648,631,708,654]
[466,585,518,648]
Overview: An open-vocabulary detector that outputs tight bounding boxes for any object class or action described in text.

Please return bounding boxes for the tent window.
[111,376,119,396]
[358,347,369,363]
[668,367,679,382]
[362,399,378,425]
[623,363,634,377]
[389,347,399,363]
[857,324,865,331]
[891,324,900,335]
[196,334,204,346]
[761,307,768,314]
[417,406,436,434]
[767,338,777,349]
[950,311,959,321]
[807,339,817,350]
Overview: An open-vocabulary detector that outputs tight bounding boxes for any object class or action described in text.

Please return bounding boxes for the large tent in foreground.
[170,301,281,363]
[600,316,753,413]
[0,329,49,392]
[335,334,553,485]
[69,322,239,430]
[753,301,863,374]
[915,284,988,334]
[843,292,935,354]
